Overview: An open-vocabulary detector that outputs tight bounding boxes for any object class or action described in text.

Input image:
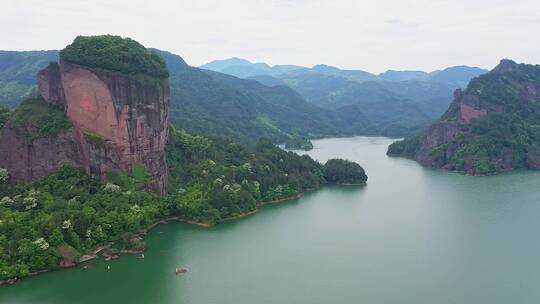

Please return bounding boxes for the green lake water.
[2,136,540,303]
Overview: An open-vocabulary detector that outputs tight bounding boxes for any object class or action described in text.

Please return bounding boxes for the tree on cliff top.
[60,35,168,78]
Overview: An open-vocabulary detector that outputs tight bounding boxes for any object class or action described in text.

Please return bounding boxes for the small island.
[323,159,368,185]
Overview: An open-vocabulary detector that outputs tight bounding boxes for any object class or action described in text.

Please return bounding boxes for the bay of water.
[2,137,540,303]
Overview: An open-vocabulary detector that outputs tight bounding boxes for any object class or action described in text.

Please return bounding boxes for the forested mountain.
[157,50,365,144]
[388,59,540,175]
[0,50,59,107]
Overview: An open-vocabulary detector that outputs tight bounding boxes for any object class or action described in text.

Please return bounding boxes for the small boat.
[175,267,188,274]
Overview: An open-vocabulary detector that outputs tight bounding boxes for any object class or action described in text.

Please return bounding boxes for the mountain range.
[201,57,487,90]
[201,58,488,135]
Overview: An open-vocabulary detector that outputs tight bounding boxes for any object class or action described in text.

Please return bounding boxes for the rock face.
[0,124,81,183]
[37,62,65,104]
[0,59,169,194]
[414,88,501,169]
[414,85,514,173]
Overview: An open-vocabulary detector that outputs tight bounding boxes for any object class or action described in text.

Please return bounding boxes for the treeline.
[166,127,330,223]
[0,126,367,280]
[387,135,422,158]
[60,35,168,78]
[323,159,368,185]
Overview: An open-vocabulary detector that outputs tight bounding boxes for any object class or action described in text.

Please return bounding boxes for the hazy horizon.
[1,0,539,73]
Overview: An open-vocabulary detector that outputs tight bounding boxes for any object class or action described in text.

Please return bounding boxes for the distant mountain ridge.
[200,57,304,79]
[200,57,488,89]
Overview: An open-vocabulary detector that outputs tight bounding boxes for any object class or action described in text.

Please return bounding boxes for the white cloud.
[1,0,538,73]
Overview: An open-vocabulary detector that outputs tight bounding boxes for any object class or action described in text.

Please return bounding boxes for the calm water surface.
[2,137,540,303]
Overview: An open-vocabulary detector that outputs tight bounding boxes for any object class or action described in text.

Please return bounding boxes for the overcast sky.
[1,0,539,73]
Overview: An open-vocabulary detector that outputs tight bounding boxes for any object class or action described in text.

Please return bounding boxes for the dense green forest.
[323,159,368,185]
[9,97,72,142]
[387,135,422,158]
[0,124,367,280]
[60,35,168,78]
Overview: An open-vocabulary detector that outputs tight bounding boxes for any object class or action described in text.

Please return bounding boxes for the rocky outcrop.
[0,123,81,182]
[527,150,540,169]
[415,88,508,173]
[37,62,65,104]
[415,90,481,169]
[0,59,170,194]
[415,122,459,167]
[391,59,540,175]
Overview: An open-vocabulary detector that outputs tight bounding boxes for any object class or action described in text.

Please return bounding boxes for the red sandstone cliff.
[415,88,510,172]
[411,60,540,174]
[0,60,169,194]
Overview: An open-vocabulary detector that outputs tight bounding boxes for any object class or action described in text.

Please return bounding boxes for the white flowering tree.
[104,182,121,193]
[0,168,8,183]
[33,238,50,250]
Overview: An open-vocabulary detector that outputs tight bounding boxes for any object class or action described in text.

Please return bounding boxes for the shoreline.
[0,189,315,286]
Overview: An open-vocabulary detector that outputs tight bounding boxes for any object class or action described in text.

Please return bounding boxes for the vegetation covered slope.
[9,96,72,142]
[201,58,487,136]
[0,50,59,107]
[388,59,540,175]
[60,35,168,78]
[158,50,364,144]
[0,125,367,280]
